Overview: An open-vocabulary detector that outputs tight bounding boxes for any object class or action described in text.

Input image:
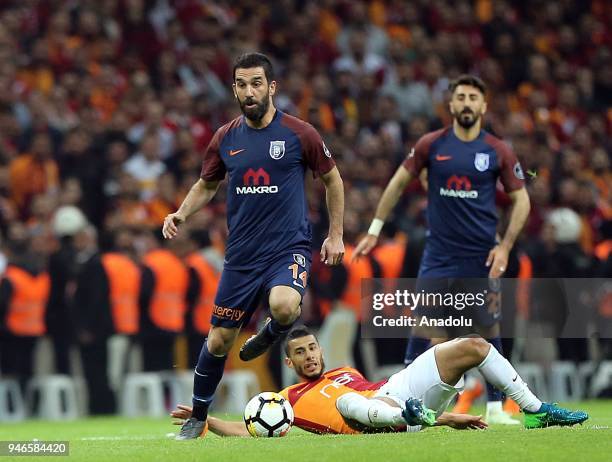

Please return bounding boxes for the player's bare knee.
[207,330,235,356]
[461,337,490,362]
[270,301,300,325]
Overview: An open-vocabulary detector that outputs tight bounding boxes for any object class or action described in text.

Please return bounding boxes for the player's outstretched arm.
[320,166,345,266]
[162,179,221,239]
[486,187,531,277]
[171,404,249,437]
[352,166,412,261]
[435,412,488,430]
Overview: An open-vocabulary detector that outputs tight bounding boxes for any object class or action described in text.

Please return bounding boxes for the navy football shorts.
[211,250,312,329]
[414,249,502,328]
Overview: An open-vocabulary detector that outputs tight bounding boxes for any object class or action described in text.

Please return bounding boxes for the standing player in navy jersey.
[163,53,345,439]
[354,75,531,424]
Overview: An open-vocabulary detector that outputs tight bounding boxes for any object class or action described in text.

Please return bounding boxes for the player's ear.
[284,357,294,369]
[269,80,276,97]
[481,100,487,116]
[232,83,238,99]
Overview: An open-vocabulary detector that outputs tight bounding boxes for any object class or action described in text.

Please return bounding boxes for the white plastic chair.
[0,378,26,421]
[120,372,165,417]
[26,375,79,420]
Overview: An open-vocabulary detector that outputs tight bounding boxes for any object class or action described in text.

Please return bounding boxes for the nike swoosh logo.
[436,155,452,161]
[229,149,245,156]
[512,374,518,382]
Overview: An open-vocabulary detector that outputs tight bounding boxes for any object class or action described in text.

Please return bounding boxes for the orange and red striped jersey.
[279,367,387,434]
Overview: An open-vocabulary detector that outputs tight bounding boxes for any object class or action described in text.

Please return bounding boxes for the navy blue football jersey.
[200,110,335,269]
[403,127,525,257]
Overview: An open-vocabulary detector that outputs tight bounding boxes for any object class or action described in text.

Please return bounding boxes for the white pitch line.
[80,435,170,441]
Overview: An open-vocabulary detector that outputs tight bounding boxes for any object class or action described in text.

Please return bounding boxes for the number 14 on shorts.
[288,263,308,289]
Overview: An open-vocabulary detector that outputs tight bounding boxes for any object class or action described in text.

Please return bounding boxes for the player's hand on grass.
[162,212,186,239]
[352,234,378,262]
[486,244,509,278]
[446,413,488,430]
[171,404,193,425]
[321,235,345,265]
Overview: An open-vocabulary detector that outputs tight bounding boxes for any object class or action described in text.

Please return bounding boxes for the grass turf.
[2,401,612,462]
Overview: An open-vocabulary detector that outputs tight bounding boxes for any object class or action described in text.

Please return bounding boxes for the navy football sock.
[485,337,504,402]
[404,337,430,365]
[192,341,227,421]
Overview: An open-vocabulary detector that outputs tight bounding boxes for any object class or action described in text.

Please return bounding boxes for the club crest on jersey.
[474,153,489,172]
[293,253,306,267]
[269,140,285,160]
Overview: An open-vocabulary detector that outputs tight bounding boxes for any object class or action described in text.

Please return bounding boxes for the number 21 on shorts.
[288,263,308,289]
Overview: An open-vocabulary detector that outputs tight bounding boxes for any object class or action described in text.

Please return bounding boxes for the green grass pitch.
[3,401,612,462]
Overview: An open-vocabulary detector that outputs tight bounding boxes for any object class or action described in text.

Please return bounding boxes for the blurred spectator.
[46,205,88,374]
[139,234,190,371]
[9,132,59,219]
[123,132,166,201]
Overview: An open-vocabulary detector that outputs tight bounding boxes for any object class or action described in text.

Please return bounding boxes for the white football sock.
[486,401,503,413]
[477,345,542,412]
[336,392,406,428]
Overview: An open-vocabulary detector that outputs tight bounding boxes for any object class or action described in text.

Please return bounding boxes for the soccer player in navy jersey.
[162,53,345,439]
[354,75,531,424]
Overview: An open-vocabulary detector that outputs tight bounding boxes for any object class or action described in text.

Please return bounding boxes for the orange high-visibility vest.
[516,253,533,319]
[185,252,220,335]
[101,253,141,334]
[339,245,373,321]
[143,249,189,332]
[373,237,406,279]
[4,266,49,336]
[595,240,612,261]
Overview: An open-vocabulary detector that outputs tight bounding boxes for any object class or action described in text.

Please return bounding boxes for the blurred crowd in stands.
[0,0,610,412]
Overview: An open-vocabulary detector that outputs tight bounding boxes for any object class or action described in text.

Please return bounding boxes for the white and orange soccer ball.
[243,392,294,437]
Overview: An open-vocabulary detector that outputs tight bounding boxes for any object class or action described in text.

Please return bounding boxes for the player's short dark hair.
[284,325,318,356]
[233,52,274,83]
[448,74,487,96]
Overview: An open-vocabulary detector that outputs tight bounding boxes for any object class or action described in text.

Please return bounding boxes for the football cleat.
[523,403,589,429]
[175,417,208,440]
[239,319,277,361]
[402,398,437,427]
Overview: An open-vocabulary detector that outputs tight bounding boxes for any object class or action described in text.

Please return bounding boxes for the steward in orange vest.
[140,239,189,371]
[0,233,50,391]
[183,230,222,368]
[1,264,49,336]
[72,227,141,414]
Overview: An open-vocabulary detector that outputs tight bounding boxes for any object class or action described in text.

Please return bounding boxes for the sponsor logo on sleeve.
[513,162,525,180]
[322,141,331,158]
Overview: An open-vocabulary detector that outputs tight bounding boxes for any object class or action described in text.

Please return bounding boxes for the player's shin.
[192,342,227,421]
[476,344,541,412]
[336,393,406,428]
[484,337,504,403]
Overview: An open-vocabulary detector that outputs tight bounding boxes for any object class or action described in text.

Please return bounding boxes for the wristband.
[368,218,384,237]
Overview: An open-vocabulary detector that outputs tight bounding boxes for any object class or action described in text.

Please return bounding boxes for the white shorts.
[374,345,464,417]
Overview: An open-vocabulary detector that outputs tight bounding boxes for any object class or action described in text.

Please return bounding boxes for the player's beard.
[454,108,480,129]
[297,356,326,381]
[239,93,270,122]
